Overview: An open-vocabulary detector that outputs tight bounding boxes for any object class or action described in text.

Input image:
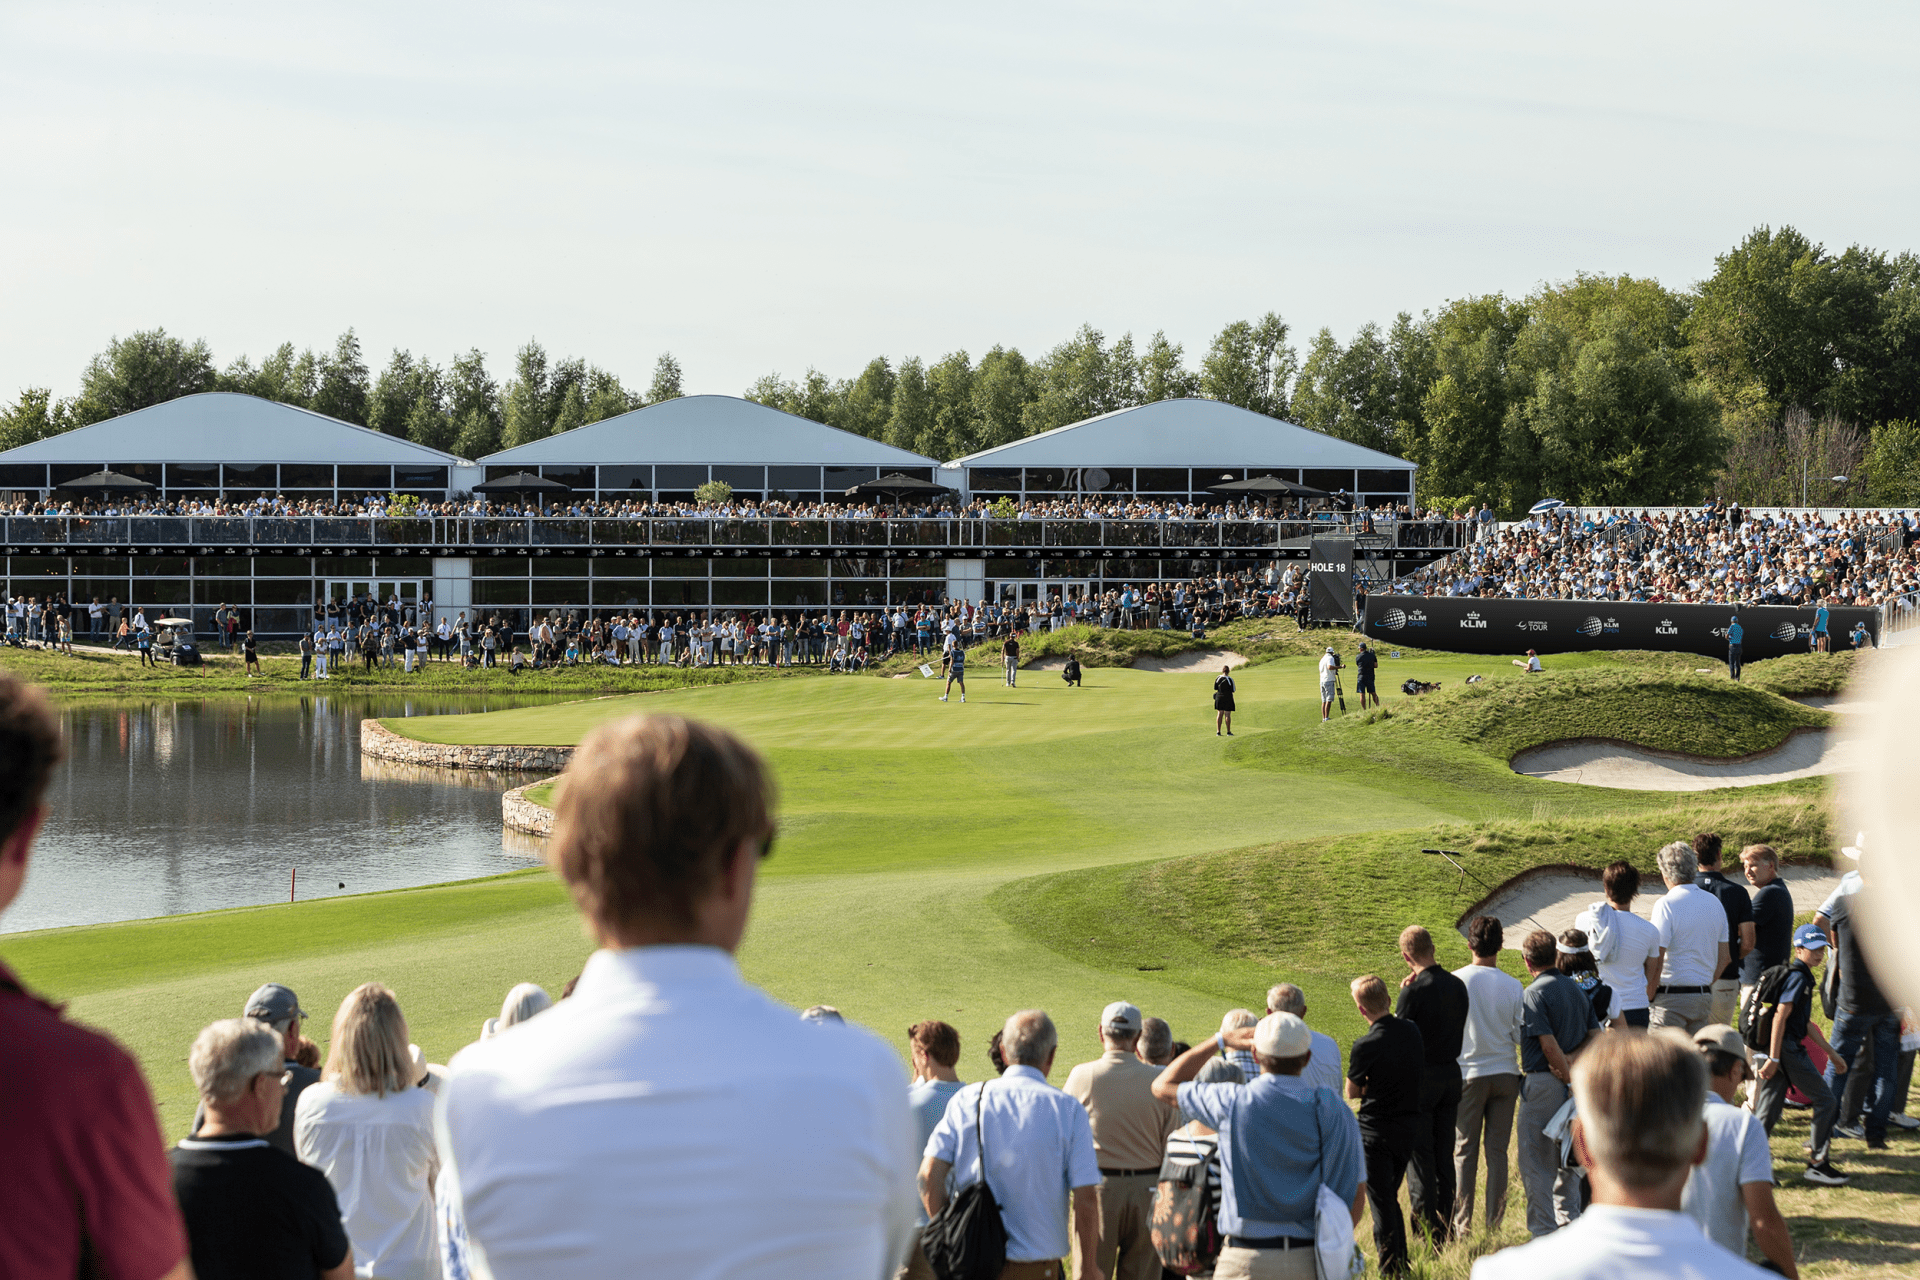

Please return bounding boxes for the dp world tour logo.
[1460,611,1487,629]
[1578,616,1603,637]
[1773,621,1799,641]
[1379,608,1406,631]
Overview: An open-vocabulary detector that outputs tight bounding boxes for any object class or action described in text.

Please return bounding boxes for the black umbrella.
[1207,474,1328,499]
[54,469,156,495]
[843,473,953,502]
[473,472,571,494]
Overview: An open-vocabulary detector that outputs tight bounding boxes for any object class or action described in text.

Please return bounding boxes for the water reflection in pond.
[6,693,564,934]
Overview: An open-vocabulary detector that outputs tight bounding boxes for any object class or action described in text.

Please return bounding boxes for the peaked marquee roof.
[946,398,1414,470]
[0,393,465,466]
[481,394,939,468]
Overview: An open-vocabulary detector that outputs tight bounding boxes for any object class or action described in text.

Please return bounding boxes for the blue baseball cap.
[1792,923,1829,951]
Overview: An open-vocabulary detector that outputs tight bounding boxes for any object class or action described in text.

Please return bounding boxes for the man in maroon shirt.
[0,674,191,1280]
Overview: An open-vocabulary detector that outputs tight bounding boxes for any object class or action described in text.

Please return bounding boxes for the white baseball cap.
[1101,1001,1142,1034]
[1253,1012,1311,1058]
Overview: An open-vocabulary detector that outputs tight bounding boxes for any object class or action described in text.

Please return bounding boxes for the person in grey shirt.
[1516,930,1599,1239]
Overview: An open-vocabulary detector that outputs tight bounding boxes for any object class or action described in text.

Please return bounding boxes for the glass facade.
[964,465,1413,507]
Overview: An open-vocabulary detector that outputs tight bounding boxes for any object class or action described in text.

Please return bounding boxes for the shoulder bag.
[921,1083,1008,1280]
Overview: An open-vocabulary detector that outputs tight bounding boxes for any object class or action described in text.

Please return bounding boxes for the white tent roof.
[481,395,938,468]
[945,398,1414,470]
[0,393,464,466]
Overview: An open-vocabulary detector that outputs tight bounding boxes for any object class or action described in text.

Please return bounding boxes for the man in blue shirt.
[1156,1012,1366,1278]
[1725,615,1743,680]
[1813,601,1830,652]
[1749,925,1848,1185]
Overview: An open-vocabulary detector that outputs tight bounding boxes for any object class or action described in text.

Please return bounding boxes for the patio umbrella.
[473,472,570,494]
[54,469,155,496]
[1206,474,1328,499]
[843,473,953,502]
[1529,497,1566,514]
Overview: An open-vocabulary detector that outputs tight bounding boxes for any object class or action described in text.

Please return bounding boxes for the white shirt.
[926,1066,1101,1263]
[1470,1204,1772,1279]
[1652,883,1728,987]
[1304,1028,1343,1095]
[1317,653,1339,683]
[1682,1094,1773,1255]
[1577,903,1662,1013]
[438,946,915,1280]
[1454,963,1524,1078]
[294,1082,439,1280]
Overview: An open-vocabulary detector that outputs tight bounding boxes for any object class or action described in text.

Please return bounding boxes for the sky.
[1,2,1915,401]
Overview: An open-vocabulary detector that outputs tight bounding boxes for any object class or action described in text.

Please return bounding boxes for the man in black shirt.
[1693,832,1755,1026]
[1355,641,1380,708]
[172,1018,353,1280]
[188,983,319,1156]
[1347,973,1425,1276]
[1739,843,1793,994]
[1395,926,1472,1245]
[1822,886,1899,1149]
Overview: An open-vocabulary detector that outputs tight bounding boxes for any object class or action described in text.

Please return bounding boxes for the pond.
[5,693,561,934]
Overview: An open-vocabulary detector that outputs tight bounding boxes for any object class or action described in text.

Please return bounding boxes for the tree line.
[4,225,1916,514]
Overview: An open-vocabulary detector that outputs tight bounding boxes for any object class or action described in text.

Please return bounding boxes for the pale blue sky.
[2,2,1914,400]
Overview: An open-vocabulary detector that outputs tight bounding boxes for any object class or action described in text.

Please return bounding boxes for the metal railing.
[0,514,1475,553]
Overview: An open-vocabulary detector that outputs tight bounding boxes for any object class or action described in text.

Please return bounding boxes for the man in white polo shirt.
[437,714,917,1279]
[1647,842,1729,1035]
[923,1010,1103,1280]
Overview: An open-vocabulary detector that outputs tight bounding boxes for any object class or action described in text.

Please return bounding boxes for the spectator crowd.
[2,684,1911,1280]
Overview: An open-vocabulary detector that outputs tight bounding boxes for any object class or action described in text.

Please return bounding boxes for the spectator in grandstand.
[1346,974,1424,1275]
[1153,1012,1366,1280]
[1648,841,1730,1034]
[1680,1025,1798,1276]
[0,675,191,1280]
[901,1020,964,1280]
[1573,862,1662,1030]
[190,982,319,1155]
[1263,982,1342,1095]
[1395,926,1470,1246]
[1691,833,1755,1028]
[294,983,439,1280]
[1749,926,1849,1186]
[924,1009,1101,1280]
[1452,916,1523,1239]
[173,1018,355,1280]
[1517,928,1600,1238]
[440,713,916,1279]
[1064,1001,1181,1280]
[1139,1015,1175,1067]
[1470,1033,1771,1280]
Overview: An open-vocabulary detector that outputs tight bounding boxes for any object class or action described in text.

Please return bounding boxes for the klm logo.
[1460,612,1487,629]
[1655,619,1679,636]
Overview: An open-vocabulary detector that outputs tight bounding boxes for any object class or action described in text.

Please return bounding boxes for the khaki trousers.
[1650,991,1713,1035]
[1072,1171,1159,1280]
[1452,1071,1520,1237]
[1213,1244,1317,1279]
[1709,978,1741,1028]
[895,1228,935,1280]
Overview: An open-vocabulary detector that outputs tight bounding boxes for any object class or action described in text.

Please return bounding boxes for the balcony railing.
[0,514,1474,554]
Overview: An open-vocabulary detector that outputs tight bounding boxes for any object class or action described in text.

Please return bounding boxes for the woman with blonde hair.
[295,983,439,1280]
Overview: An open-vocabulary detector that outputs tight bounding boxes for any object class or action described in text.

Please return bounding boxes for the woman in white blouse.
[296,983,440,1280]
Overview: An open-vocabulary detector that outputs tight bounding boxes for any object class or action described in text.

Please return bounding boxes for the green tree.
[886,357,932,451]
[452,407,500,461]
[447,348,499,450]
[368,349,444,437]
[405,392,456,453]
[1865,418,1920,505]
[584,367,633,422]
[1140,331,1198,403]
[841,358,896,440]
[500,340,552,448]
[1023,326,1139,436]
[1419,295,1529,510]
[0,388,74,451]
[72,328,217,424]
[1291,314,1434,456]
[971,346,1035,449]
[224,342,319,407]
[309,330,370,425]
[647,352,684,404]
[552,381,587,434]
[1198,313,1295,418]
[923,350,977,458]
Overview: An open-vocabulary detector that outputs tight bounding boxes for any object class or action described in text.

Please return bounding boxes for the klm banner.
[1309,537,1356,624]
[1361,594,1880,662]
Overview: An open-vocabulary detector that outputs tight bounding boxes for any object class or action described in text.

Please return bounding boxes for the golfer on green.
[940,639,967,703]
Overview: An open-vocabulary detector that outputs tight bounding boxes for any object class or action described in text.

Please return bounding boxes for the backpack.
[1150,1141,1222,1274]
[1741,961,1797,1049]
[921,1084,1007,1280]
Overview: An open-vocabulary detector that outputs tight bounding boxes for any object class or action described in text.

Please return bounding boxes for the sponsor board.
[1361,595,1880,662]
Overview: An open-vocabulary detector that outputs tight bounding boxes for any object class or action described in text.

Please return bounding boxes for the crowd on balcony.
[1394,503,1920,608]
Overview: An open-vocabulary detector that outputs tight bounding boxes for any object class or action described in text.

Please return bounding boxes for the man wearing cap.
[1318,646,1342,721]
[1750,925,1850,1187]
[1265,983,1342,1095]
[1154,1013,1366,1280]
[1725,614,1743,679]
[190,983,320,1157]
[1065,1002,1181,1280]
[1680,1025,1798,1275]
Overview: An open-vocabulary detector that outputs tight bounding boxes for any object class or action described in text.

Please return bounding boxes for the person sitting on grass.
[1512,649,1543,672]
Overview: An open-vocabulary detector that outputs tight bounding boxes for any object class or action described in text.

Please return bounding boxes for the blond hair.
[1573,1031,1707,1188]
[323,983,414,1097]
[1350,974,1390,1016]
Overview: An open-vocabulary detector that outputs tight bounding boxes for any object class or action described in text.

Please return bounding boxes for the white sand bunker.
[1458,864,1843,949]
[1511,730,1856,791]
[1131,648,1248,674]
[1789,694,1881,715]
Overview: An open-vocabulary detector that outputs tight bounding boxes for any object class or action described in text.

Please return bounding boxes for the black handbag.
[921,1082,1008,1280]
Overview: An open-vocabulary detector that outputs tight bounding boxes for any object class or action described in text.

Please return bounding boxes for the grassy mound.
[1330,667,1829,761]
[867,617,1441,676]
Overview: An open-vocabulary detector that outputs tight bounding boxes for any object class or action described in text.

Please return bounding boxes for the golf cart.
[155,617,204,667]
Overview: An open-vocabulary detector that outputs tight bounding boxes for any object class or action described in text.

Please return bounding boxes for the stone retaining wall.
[359,719,576,773]
[502,783,556,838]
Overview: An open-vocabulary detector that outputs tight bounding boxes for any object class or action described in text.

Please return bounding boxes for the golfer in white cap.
[1154,1013,1366,1277]
[1318,647,1342,722]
